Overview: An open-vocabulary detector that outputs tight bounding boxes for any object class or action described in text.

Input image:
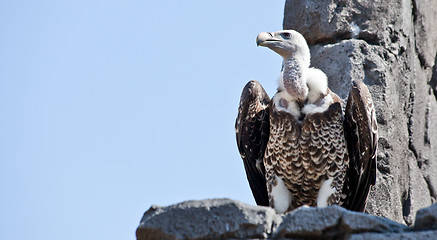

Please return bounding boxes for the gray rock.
[412,0,437,68]
[137,199,415,239]
[136,198,280,240]
[274,206,345,239]
[283,0,412,53]
[274,205,407,239]
[340,210,407,234]
[347,230,437,240]
[310,39,388,102]
[414,203,437,231]
[405,150,433,225]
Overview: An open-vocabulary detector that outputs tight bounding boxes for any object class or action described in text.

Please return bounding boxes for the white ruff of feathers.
[276,53,331,117]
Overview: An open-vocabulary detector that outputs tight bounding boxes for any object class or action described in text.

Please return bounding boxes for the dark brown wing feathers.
[342,80,378,212]
[235,80,270,206]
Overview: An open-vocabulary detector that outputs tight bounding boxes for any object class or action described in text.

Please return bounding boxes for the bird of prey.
[235,30,377,213]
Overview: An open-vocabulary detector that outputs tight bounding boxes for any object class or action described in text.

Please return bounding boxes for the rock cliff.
[136,199,437,239]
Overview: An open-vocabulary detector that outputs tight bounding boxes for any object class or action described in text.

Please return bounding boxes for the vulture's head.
[256,30,310,65]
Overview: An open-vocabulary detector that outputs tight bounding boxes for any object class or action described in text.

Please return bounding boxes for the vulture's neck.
[281,57,309,101]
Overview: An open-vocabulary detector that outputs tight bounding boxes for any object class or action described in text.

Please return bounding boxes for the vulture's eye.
[283,32,291,39]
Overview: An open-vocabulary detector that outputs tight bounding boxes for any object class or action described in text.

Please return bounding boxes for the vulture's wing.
[235,80,270,206]
[342,80,378,212]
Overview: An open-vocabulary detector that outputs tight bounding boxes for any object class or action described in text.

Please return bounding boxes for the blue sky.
[0,1,285,239]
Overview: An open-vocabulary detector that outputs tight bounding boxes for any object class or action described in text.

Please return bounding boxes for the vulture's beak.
[256,32,282,46]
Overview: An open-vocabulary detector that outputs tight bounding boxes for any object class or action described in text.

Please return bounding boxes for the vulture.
[235,30,378,213]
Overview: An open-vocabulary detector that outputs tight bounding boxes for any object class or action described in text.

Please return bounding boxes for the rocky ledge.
[136,199,437,239]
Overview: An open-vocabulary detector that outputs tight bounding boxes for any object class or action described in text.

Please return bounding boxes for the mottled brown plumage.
[265,91,348,210]
[235,30,377,213]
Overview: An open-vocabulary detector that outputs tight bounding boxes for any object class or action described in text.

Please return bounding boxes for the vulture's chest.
[264,100,349,207]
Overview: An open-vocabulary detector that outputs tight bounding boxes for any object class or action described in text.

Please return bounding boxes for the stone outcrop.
[136,199,279,239]
[136,199,437,240]
[414,203,437,231]
[284,0,437,225]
